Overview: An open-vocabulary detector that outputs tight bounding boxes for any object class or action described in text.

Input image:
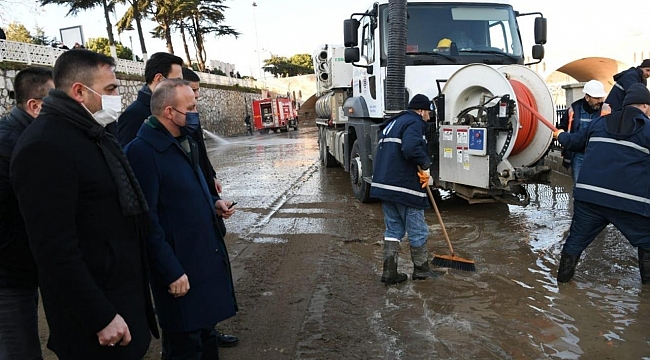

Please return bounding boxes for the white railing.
[0,39,262,90]
[197,72,256,88]
[115,58,146,75]
[0,39,66,67]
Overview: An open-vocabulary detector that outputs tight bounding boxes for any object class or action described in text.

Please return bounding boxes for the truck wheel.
[350,140,371,202]
[280,123,289,133]
[319,129,337,167]
[259,129,270,135]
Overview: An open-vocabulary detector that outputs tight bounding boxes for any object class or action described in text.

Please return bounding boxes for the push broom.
[419,167,476,271]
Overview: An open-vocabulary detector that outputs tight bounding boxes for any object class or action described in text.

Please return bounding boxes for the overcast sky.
[3,0,648,78]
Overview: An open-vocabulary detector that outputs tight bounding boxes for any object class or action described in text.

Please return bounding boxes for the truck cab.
[316,0,549,205]
[349,0,542,118]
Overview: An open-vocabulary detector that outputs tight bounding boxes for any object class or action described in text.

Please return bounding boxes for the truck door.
[357,15,382,118]
[252,100,263,130]
[261,102,273,127]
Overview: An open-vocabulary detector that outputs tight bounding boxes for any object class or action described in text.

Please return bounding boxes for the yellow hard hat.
[437,38,452,48]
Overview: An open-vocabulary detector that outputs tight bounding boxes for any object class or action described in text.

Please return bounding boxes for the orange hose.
[509,79,538,155]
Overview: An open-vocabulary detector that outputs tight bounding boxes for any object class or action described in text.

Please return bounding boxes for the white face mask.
[82,85,122,127]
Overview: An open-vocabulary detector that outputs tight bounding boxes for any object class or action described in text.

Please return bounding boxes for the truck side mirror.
[532,44,544,60]
[534,17,547,45]
[344,19,360,47]
[345,47,360,63]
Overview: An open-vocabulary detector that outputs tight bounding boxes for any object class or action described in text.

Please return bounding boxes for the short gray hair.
[151,78,190,116]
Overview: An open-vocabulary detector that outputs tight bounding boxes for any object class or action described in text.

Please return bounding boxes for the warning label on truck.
[456,129,468,144]
[444,148,453,158]
[456,147,463,163]
[442,128,453,141]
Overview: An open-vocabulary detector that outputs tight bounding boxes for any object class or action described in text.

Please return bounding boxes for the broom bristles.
[431,254,476,272]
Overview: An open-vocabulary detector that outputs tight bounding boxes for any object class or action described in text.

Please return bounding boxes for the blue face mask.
[184,112,201,133]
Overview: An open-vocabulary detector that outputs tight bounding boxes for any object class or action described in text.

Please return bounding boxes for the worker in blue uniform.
[553,83,650,284]
[370,94,438,284]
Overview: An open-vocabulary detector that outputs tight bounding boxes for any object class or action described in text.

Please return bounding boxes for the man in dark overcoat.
[10,49,158,359]
[125,79,237,360]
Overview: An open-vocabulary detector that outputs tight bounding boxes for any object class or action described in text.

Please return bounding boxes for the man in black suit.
[11,49,158,360]
[117,52,183,148]
[0,66,53,360]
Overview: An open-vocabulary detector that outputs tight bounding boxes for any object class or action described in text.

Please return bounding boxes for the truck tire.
[350,140,371,202]
[319,129,337,167]
[259,129,270,135]
[280,123,289,133]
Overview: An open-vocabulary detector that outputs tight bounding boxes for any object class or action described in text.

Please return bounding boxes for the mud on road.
[39,127,650,359]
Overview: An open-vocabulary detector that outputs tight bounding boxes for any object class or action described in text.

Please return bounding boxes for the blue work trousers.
[571,152,584,184]
[382,201,428,248]
[562,200,650,256]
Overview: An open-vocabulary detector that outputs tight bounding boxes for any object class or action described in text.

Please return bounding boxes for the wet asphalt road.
[208,126,650,360]
[38,125,650,359]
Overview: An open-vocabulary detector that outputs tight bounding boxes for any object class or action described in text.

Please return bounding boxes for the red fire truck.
[252,97,299,134]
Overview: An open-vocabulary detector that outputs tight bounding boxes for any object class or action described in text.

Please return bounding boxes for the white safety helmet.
[582,80,607,98]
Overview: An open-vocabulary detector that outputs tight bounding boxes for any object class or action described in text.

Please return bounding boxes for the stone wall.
[0,68,262,137]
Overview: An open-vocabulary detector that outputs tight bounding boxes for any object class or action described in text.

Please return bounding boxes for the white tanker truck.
[314,0,555,206]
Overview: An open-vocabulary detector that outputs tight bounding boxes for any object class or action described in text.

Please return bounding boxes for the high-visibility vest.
[567,103,611,133]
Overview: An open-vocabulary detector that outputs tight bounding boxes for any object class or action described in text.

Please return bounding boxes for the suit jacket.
[0,106,37,288]
[118,84,152,148]
[125,118,237,332]
[11,92,157,360]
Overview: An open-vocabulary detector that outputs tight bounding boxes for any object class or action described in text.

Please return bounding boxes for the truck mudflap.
[342,96,370,118]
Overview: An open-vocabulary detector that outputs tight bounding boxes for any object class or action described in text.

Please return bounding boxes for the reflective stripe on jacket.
[558,108,650,217]
[370,110,431,209]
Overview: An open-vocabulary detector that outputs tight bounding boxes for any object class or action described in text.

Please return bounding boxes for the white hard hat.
[582,80,607,98]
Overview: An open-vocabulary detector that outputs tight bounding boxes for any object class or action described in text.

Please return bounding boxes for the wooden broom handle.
[418,166,454,255]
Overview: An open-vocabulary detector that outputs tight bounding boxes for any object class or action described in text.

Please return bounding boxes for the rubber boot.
[381,241,407,284]
[410,245,439,280]
[638,248,650,285]
[557,252,580,283]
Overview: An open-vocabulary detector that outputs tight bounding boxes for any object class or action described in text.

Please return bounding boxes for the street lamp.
[252,2,262,81]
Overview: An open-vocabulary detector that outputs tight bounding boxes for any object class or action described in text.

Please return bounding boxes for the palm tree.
[40,0,118,56]
[186,0,239,71]
[115,0,151,61]
[150,0,188,54]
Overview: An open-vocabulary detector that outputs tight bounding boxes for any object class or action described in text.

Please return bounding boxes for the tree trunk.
[134,10,148,61]
[180,24,192,66]
[164,20,174,54]
[193,15,206,72]
[101,0,115,46]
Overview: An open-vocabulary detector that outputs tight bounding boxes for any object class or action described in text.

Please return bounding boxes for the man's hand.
[168,274,190,298]
[97,314,131,347]
[215,199,235,219]
[553,129,564,139]
[214,179,222,194]
[417,168,431,188]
